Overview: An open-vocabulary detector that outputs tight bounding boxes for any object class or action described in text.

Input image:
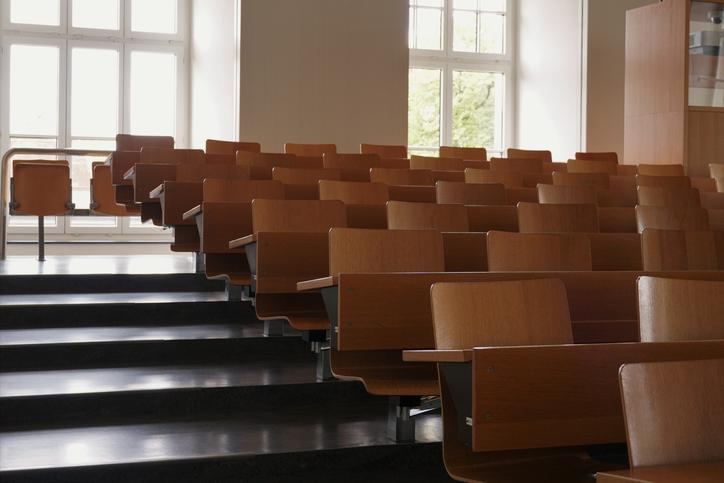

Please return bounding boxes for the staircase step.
[1,361,370,426]
[0,406,447,483]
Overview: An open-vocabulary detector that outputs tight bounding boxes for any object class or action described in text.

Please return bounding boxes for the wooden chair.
[637,186,701,208]
[617,359,724,469]
[284,143,337,157]
[439,146,487,161]
[360,143,407,159]
[322,153,380,182]
[205,139,261,155]
[318,180,388,205]
[386,201,469,231]
[409,155,465,171]
[131,148,205,202]
[90,163,140,216]
[567,159,618,175]
[710,163,724,193]
[635,206,709,232]
[370,168,434,186]
[435,181,506,205]
[636,174,691,188]
[517,202,599,233]
[465,168,524,188]
[641,229,724,271]
[507,148,553,163]
[638,276,724,342]
[115,134,173,152]
[537,184,597,205]
[491,157,543,173]
[575,152,618,163]
[487,231,592,271]
[637,163,685,177]
[553,171,610,189]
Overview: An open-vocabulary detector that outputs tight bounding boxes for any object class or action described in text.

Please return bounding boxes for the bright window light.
[10,0,60,26]
[72,0,120,30]
[129,51,177,136]
[71,48,119,138]
[131,0,177,34]
[9,44,59,136]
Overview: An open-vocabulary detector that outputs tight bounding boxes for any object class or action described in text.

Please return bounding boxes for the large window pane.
[9,44,59,136]
[479,13,504,54]
[131,0,177,34]
[408,68,441,149]
[415,8,443,50]
[452,71,503,149]
[10,0,59,26]
[453,10,477,53]
[71,48,119,138]
[72,0,120,30]
[129,51,177,136]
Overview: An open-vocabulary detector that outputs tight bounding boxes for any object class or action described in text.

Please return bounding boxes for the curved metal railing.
[1,147,113,260]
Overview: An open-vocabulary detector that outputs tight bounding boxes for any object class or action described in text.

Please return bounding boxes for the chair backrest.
[328,228,445,277]
[203,154,236,165]
[430,279,573,350]
[537,184,597,205]
[637,163,685,177]
[638,276,724,342]
[701,192,724,209]
[322,153,381,170]
[176,164,250,183]
[490,157,543,173]
[271,167,341,185]
[507,148,553,163]
[251,199,347,233]
[370,168,434,186]
[387,201,469,231]
[552,172,610,189]
[487,231,592,271]
[139,147,205,165]
[116,134,173,151]
[637,186,701,208]
[465,168,524,188]
[641,229,724,271]
[236,152,322,169]
[517,202,599,233]
[360,143,407,159]
[202,179,284,203]
[409,155,465,171]
[11,160,72,216]
[284,143,337,157]
[435,181,506,205]
[566,159,618,175]
[205,139,261,155]
[619,358,724,468]
[575,152,618,163]
[318,180,389,205]
[636,174,691,188]
[439,146,487,161]
[635,206,709,232]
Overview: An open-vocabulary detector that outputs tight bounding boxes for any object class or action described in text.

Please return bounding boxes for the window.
[0,0,187,239]
[408,0,513,156]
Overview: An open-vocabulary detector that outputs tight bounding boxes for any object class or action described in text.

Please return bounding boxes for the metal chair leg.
[38,216,45,262]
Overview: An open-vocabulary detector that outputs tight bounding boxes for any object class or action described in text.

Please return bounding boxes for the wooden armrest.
[297,276,337,291]
[183,205,202,220]
[149,183,164,199]
[123,166,136,181]
[403,349,473,363]
[229,234,257,249]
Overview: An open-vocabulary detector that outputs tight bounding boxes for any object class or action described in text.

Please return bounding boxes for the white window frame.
[409,0,516,156]
[0,0,188,241]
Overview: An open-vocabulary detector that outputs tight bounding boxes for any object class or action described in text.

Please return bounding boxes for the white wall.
[238,0,408,153]
[515,0,583,161]
[583,0,658,158]
[190,0,238,149]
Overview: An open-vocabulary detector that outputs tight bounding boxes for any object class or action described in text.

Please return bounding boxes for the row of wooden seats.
[398,276,724,481]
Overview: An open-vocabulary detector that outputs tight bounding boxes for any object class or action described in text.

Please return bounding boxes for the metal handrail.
[1,147,113,260]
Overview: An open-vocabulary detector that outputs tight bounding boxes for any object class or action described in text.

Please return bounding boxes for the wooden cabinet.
[624,0,724,175]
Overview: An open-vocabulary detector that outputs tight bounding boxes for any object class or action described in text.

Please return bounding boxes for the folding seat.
[360,143,407,159]
[283,143,336,157]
